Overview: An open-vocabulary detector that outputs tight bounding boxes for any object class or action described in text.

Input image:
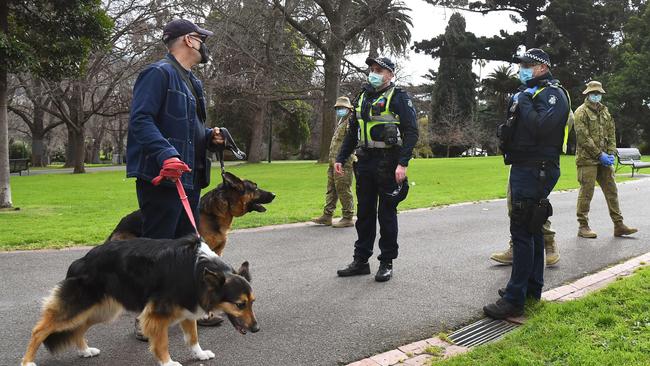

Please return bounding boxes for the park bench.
[9,158,30,176]
[615,148,650,177]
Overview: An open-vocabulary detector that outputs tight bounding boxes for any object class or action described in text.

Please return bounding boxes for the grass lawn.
[1,155,638,250]
[431,266,650,366]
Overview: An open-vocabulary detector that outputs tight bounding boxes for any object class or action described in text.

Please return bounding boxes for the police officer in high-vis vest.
[335,57,418,282]
[485,48,569,319]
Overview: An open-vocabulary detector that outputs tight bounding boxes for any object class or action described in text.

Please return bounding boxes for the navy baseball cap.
[513,48,551,66]
[162,19,213,43]
[365,56,395,73]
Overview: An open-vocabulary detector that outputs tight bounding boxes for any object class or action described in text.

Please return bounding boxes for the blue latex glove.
[608,154,615,166]
[599,152,613,166]
[524,86,539,95]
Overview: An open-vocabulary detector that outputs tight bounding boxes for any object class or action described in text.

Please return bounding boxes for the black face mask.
[190,38,210,64]
[198,42,209,64]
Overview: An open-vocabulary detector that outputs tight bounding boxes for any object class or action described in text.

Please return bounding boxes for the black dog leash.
[216,127,246,183]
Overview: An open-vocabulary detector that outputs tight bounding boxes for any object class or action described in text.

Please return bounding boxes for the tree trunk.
[70,127,86,173]
[247,99,267,163]
[524,7,539,48]
[319,49,344,162]
[64,128,75,168]
[0,0,12,208]
[31,105,47,167]
[68,82,86,173]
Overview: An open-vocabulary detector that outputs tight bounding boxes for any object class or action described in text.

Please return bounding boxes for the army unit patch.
[549,95,557,105]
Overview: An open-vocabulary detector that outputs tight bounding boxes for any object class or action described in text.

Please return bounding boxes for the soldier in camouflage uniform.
[312,96,356,228]
[574,81,637,238]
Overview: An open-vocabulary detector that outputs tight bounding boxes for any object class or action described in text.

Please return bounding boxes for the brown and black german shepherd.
[21,236,258,366]
[109,172,275,255]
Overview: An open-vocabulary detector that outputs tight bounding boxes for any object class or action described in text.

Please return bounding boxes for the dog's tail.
[41,276,102,353]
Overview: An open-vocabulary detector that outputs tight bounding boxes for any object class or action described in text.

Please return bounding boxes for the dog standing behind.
[109,172,275,255]
[21,235,258,366]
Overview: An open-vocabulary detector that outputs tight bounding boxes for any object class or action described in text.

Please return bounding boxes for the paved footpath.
[1,178,649,366]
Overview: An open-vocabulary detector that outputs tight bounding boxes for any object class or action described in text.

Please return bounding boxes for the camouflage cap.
[583,80,606,95]
[334,96,354,109]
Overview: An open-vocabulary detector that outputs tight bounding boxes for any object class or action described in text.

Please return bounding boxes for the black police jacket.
[336,83,419,167]
[505,73,570,165]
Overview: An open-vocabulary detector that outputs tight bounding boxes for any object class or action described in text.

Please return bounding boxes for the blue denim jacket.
[126,54,215,190]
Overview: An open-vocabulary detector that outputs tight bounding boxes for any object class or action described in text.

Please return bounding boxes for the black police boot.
[483,298,524,319]
[337,260,370,277]
[374,261,393,282]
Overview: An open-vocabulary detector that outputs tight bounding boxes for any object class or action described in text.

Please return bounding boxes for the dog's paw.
[160,361,183,366]
[77,347,100,358]
[193,349,215,360]
[22,362,37,366]
[191,344,215,360]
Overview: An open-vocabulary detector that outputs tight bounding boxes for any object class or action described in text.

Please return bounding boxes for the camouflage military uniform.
[574,98,623,227]
[323,117,355,218]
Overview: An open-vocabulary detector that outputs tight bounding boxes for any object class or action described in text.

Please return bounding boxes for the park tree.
[602,2,650,150]
[0,0,112,208]
[199,0,318,162]
[8,78,63,167]
[272,0,412,162]
[429,13,478,157]
[33,0,177,173]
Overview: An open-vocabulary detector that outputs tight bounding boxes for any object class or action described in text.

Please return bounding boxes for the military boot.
[311,214,332,226]
[332,217,355,228]
[614,222,638,237]
[490,241,513,265]
[544,238,560,266]
[578,226,597,238]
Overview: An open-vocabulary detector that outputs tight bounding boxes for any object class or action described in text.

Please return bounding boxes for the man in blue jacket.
[127,19,225,338]
[127,19,223,241]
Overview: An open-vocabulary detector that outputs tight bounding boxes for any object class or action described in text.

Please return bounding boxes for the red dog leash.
[175,179,199,235]
[152,158,199,236]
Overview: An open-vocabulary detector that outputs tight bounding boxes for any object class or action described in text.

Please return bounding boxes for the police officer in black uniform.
[334,57,418,282]
[484,48,570,318]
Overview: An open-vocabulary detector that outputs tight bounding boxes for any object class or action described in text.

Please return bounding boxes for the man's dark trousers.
[136,178,201,239]
[353,148,400,262]
[504,163,560,306]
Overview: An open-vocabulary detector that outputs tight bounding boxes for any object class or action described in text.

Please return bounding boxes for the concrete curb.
[344,251,650,366]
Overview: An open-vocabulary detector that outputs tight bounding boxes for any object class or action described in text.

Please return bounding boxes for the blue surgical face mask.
[368,72,384,88]
[519,67,534,83]
[336,108,348,118]
[589,94,602,103]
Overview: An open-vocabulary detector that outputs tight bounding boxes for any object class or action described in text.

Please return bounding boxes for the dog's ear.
[237,261,251,282]
[203,268,226,289]
[223,172,244,192]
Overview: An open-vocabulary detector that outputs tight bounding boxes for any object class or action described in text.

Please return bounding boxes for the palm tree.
[356,0,413,58]
[481,64,519,117]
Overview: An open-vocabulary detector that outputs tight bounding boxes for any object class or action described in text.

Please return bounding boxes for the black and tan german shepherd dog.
[22,236,258,366]
[109,172,275,256]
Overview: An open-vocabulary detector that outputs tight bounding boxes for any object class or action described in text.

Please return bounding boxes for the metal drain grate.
[447,318,520,347]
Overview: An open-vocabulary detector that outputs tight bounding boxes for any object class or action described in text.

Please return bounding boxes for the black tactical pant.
[353,148,400,262]
[136,178,201,239]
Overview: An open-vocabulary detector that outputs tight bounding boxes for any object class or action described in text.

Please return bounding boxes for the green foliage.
[2,0,113,79]
[8,141,29,159]
[275,100,311,150]
[413,117,433,158]
[429,13,478,156]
